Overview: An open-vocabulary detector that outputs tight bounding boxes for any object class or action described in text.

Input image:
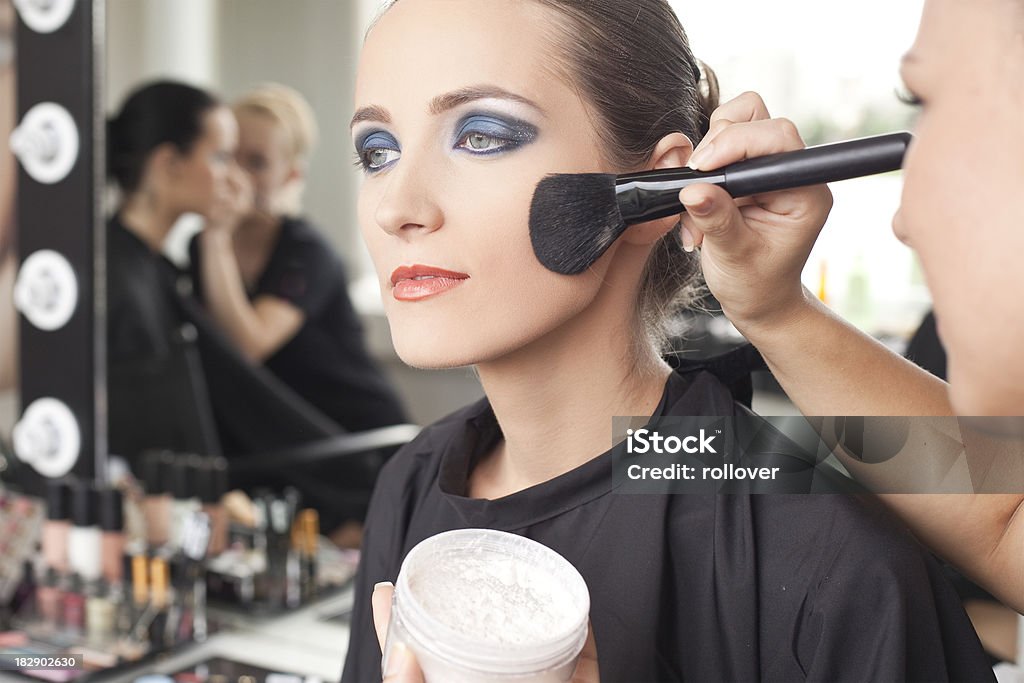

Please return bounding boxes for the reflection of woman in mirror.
[188,83,407,436]
[341,1,993,680]
[1,0,17,392]
[105,81,246,367]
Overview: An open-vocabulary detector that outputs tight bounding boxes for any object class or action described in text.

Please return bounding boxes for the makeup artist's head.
[108,81,238,223]
[233,84,318,216]
[354,0,714,370]
[894,0,1024,413]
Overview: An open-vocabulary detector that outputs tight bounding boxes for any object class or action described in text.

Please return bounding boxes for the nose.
[374,161,444,239]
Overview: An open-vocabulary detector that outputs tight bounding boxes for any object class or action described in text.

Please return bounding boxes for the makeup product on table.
[529,131,912,275]
[0,492,43,609]
[68,483,102,583]
[142,451,174,548]
[198,457,229,556]
[43,479,72,574]
[99,487,126,586]
[298,509,318,602]
[85,580,116,645]
[170,456,202,552]
[147,556,170,650]
[61,574,86,637]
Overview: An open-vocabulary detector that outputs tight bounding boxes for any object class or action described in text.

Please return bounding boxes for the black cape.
[341,364,993,682]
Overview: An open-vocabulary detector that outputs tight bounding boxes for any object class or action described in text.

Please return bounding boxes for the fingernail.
[687,142,714,170]
[383,642,410,678]
[374,581,394,592]
[681,227,695,253]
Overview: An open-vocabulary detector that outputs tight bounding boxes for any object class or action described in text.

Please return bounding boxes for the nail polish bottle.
[141,451,174,548]
[85,580,116,645]
[36,567,64,631]
[62,574,86,637]
[100,488,126,586]
[170,456,202,552]
[68,483,102,583]
[299,509,319,602]
[42,479,71,575]
[198,457,229,556]
[147,556,170,651]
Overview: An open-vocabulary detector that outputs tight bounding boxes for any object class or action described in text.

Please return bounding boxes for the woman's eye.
[460,132,506,152]
[354,132,401,172]
[363,147,401,169]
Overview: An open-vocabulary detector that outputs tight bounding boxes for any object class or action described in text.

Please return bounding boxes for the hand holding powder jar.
[383,529,590,682]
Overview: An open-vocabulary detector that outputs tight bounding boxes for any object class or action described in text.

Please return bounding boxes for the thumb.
[679,184,745,250]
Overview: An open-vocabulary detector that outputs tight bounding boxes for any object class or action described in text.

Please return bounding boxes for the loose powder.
[407,548,579,647]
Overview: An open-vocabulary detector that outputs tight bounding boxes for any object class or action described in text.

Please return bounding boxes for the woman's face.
[234,109,295,214]
[353,0,625,369]
[169,106,239,218]
[896,0,1024,414]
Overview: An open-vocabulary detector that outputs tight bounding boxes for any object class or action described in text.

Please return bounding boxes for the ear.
[147,143,183,184]
[620,132,694,246]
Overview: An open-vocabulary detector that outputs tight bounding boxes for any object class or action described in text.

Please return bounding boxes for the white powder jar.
[383,528,591,682]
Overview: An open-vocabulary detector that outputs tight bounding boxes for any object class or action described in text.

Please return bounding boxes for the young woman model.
[342,1,994,680]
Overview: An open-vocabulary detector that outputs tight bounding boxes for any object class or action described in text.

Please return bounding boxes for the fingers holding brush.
[677,102,834,332]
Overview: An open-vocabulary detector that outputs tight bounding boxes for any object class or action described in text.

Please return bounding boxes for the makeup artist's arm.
[198,169,304,364]
[678,91,1024,613]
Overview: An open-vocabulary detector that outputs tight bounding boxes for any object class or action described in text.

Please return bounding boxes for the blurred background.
[1,0,930,434]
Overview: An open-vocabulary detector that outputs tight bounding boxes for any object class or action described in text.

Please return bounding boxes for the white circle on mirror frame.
[9,102,80,184]
[13,398,81,478]
[11,0,78,34]
[14,250,78,331]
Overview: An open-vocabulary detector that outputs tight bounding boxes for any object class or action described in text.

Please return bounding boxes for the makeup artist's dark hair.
[107,81,221,193]
[529,0,719,353]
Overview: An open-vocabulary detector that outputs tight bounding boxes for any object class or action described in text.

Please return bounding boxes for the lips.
[390,265,470,302]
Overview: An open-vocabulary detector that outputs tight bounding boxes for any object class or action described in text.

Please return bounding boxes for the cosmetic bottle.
[299,509,319,602]
[130,553,149,625]
[36,567,63,631]
[100,487,126,586]
[170,456,202,552]
[198,457,229,556]
[85,579,116,645]
[148,556,170,651]
[68,482,102,583]
[62,574,86,637]
[42,479,71,574]
[141,451,174,548]
[286,520,302,608]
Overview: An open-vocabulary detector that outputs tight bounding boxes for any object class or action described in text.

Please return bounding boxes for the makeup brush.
[529,131,912,275]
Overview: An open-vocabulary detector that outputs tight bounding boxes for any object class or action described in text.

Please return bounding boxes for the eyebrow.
[350,85,545,130]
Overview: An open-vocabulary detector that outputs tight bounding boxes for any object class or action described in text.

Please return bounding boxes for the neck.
[118,194,179,252]
[473,279,671,498]
[235,210,282,246]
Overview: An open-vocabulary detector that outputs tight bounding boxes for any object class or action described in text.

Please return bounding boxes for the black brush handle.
[615,132,912,224]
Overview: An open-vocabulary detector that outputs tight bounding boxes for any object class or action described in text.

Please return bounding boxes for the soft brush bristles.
[529,173,626,275]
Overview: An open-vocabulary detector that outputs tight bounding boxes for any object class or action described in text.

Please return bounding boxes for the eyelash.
[896,86,923,108]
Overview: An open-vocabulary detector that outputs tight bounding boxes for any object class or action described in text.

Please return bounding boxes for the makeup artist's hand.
[205,165,253,235]
[371,582,601,682]
[678,92,833,338]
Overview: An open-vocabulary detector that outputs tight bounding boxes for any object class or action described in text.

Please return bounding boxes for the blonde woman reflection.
[1,0,17,392]
[342,1,993,681]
